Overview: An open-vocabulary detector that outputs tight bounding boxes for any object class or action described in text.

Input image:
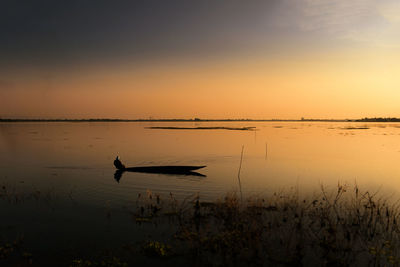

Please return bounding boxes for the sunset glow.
[3,2,400,264]
[1,0,399,119]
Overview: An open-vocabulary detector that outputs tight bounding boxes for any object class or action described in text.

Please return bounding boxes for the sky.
[1,0,400,119]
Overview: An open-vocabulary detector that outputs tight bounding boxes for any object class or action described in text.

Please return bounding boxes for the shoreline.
[1,118,400,123]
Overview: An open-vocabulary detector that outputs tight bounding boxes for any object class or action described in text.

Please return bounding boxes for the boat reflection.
[114,169,206,182]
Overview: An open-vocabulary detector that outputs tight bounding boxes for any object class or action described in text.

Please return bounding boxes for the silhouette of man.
[113,156,125,170]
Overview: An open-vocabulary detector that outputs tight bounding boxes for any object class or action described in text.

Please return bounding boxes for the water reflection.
[1,121,400,203]
[114,169,206,182]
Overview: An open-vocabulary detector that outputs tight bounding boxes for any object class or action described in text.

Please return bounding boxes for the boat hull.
[114,165,206,182]
[124,165,206,173]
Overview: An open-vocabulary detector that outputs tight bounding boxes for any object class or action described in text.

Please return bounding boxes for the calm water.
[1,121,400,204]
[1,121,400,261]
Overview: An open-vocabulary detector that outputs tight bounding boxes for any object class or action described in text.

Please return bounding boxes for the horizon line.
[1,117,400,123]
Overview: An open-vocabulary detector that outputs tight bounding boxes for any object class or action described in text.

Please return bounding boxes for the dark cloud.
[0,0,281,67]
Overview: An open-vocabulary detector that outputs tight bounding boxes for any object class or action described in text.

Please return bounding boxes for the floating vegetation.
[146,126,256,131]
[341,127,370,130]
[142,241,172,258]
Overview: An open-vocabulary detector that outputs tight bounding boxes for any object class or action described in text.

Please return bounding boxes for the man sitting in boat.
[113,156,125,170]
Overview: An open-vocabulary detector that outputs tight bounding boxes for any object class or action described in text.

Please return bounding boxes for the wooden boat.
[113,157,206,182]
[123,165,206,173]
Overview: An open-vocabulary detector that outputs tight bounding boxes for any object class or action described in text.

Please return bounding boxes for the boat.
[122,165,206,173]
[113,156,206,182]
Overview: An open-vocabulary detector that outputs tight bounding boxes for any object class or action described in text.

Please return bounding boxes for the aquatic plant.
[142,241,172,258]
[4,181,400,266]
[0,183,57,205]
[127,184,400,266]
[0,236,32,265]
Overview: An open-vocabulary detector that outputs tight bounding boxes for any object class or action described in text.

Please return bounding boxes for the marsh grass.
[3,182,400,266]
[0,183,57,205]
[0,235,32,265]
[128,184,400,266]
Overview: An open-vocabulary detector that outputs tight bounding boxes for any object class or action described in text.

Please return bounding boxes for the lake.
[1,121,400,205]
[1,121,400,264]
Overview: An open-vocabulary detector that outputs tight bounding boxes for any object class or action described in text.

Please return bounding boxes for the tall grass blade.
[238,145,244,202]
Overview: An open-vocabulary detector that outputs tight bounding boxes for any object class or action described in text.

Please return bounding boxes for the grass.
[0,235,33,265]
[128,184,400,266]
[0,183,56,206]
[3,183,400,266]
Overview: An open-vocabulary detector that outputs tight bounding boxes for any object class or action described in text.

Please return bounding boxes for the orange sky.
[1,0,400,119]
[2,47,399,120]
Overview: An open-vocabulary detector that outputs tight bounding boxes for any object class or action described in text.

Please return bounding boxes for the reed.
[128,184,400,266]
[3,181,400,266]
[237,146,244,203]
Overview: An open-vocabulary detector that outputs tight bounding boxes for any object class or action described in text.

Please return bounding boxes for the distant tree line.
[1,117,399,122]
[356,117,400,122]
